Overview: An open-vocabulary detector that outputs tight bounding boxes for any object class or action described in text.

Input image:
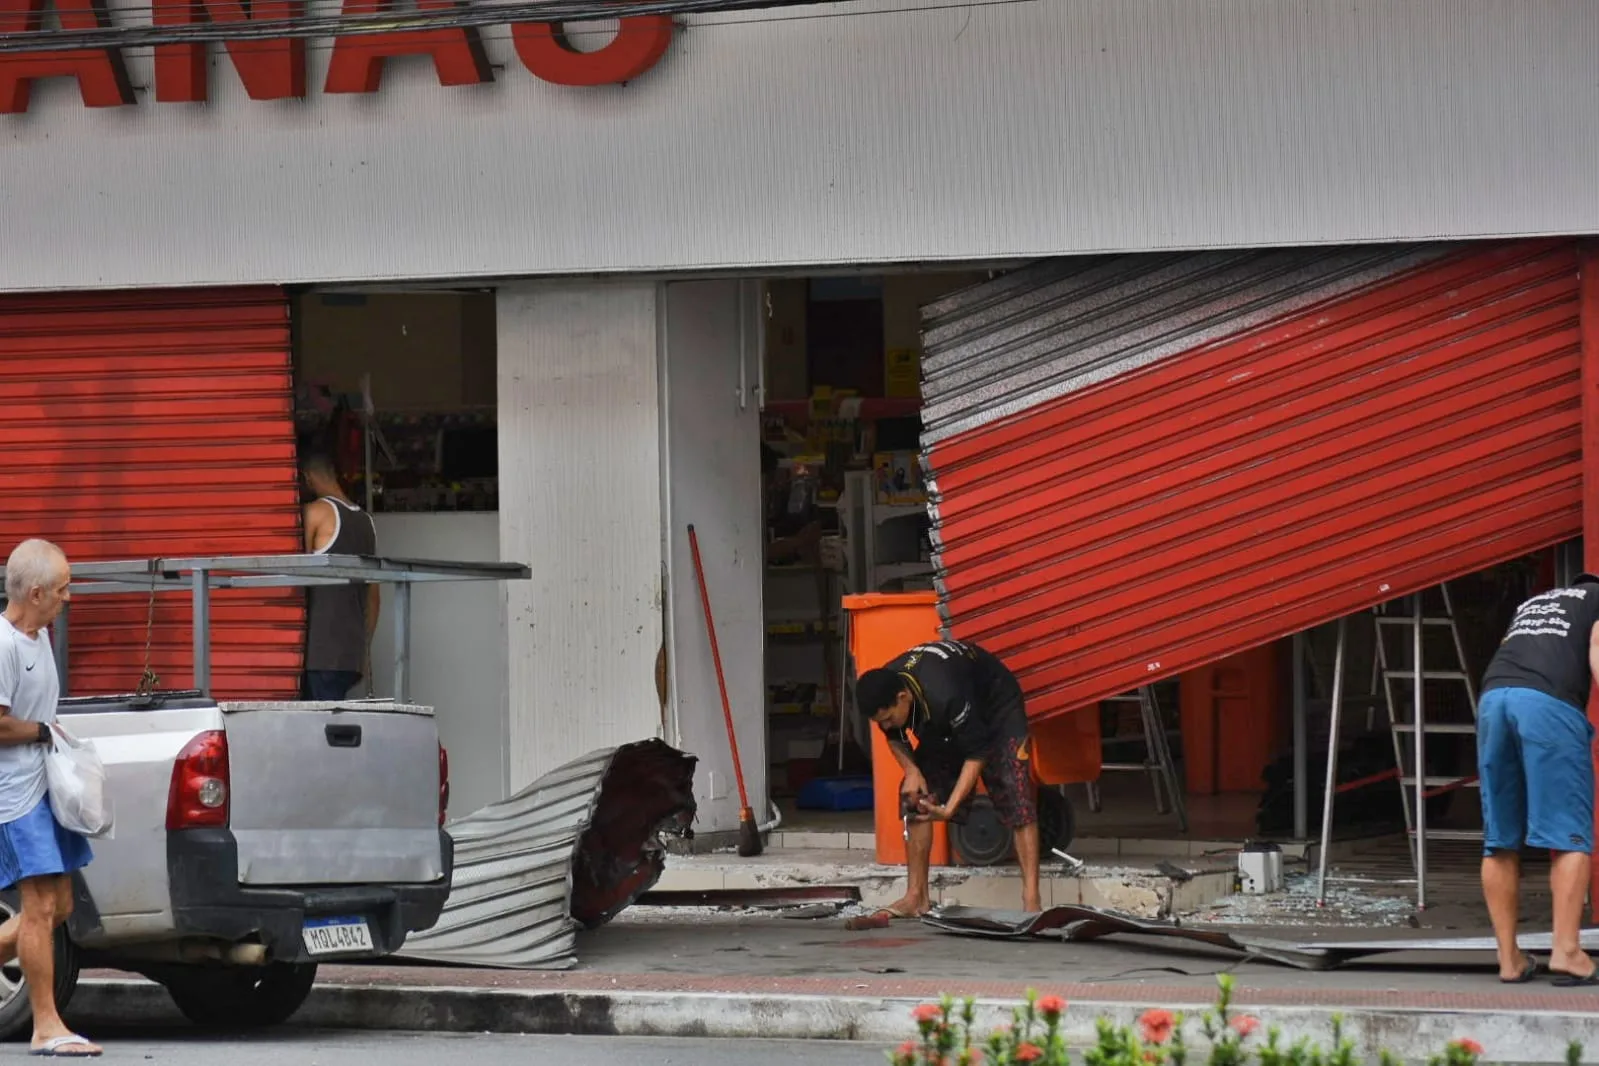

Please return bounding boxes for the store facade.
[7,0,1599,838]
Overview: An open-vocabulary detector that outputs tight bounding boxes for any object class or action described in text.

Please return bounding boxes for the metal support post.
[1292,631,1308,841]
[191,569,211,697]
[1580,241,1599,917]
[1315,616,1347,905]
[392,580,412,704]
[361,372,376,515]
[1559,540,1580,588]
[52,605,69,697]
[1412,593,1428,910]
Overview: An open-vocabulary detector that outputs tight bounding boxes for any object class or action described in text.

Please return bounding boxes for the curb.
[70,978,1599,1062]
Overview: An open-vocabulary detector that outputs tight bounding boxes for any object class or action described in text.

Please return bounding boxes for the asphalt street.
[32,1028,892,1063]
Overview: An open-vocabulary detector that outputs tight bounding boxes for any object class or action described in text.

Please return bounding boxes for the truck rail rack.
[0,553,529,702]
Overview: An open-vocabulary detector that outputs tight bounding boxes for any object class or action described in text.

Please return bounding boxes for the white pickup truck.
[0,553,527,1038]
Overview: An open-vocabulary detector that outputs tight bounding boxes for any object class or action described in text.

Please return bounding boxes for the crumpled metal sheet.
[916,240,1584,723]
[922,905,1599,971]
[398,738,697,970]
[922,905,1331,969]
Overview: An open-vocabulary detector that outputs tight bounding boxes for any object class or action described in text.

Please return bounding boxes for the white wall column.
[497,282,666,790]
[367,512,509,819]
[660,281,767,835]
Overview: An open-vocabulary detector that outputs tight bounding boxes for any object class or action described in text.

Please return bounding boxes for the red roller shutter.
[920,240,1582,722]
[0,287,304,699]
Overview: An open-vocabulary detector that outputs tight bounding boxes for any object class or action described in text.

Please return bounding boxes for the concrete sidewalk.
[65,913,1599,1062]
[655,848,1238,919]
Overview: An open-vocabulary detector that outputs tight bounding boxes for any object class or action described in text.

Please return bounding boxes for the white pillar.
[496,281,666,790]
[660,280,767,835]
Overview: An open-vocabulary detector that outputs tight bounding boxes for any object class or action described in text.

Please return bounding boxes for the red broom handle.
[687,525,751,814]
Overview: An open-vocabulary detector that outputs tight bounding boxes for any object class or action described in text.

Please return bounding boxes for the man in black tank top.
[300,454,379,701]
[1477,574,1599,986]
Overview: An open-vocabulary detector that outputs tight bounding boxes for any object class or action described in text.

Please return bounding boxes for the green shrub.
[887,974,1576,1066]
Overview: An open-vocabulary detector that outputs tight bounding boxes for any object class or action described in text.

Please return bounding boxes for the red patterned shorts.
[910,732,1037,829]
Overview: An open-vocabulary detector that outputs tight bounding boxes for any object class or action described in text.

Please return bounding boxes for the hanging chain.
[134,568,159,696]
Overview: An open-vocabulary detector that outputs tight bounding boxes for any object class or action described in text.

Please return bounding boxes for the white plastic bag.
[45,724,114,839]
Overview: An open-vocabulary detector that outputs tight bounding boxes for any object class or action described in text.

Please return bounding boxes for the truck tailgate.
[221,701,444,886]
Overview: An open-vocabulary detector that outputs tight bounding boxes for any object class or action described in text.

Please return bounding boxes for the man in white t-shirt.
[0,540,98,1057]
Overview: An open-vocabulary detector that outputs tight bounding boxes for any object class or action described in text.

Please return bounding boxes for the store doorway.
[754,270,990,832]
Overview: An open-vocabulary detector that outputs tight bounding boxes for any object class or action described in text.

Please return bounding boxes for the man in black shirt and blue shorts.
[1478,575,1599,986]
[856,639,1041,917]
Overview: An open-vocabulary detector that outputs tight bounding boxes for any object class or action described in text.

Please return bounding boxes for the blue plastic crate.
[796,775,874,812]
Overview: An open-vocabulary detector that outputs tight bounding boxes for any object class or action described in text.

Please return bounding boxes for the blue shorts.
[0,795,93,890]
[1478,687,1595,855]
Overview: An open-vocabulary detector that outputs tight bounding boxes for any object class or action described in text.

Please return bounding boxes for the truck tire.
[1036,787,1075,856]
[0,892,80,1042]
[162,962,318,1029]
[948,796,1013,866]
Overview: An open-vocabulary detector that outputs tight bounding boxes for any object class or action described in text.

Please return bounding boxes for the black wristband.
[35,722,49,745]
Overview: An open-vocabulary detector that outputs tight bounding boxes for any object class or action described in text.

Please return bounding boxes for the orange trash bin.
[841,592,953,867]
[842,593,1103,867]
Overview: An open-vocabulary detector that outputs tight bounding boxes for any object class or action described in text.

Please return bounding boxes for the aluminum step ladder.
[1374,583,1480,910]
[1084,686,1188,833]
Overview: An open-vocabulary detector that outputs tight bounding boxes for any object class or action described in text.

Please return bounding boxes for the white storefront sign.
[3,0,1599,292]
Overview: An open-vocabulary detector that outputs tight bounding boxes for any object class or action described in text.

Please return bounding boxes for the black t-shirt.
[875,640,1026,759]
[1482,578,1599,711]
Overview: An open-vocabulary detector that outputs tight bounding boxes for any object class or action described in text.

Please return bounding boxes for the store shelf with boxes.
[292,290,499,516]
[755,272,989,806]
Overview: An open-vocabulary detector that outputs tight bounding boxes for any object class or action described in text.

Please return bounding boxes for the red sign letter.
[323,0,492,95]
[512,16,672,87]
[152,0,306,103]
[0,0,133,114]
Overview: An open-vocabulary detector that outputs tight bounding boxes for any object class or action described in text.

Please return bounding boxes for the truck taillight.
[438,743,449,827]
[166,730,230,831]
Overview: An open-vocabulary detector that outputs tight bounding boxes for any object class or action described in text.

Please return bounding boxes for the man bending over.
[856,639,1041,916]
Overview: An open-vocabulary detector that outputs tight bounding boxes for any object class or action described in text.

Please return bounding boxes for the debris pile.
[1187,870,1415,928]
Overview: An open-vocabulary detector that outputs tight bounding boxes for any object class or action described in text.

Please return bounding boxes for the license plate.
[302,916,374,957]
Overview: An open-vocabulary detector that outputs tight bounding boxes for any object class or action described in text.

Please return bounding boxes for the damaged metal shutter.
[920,241,1582,721]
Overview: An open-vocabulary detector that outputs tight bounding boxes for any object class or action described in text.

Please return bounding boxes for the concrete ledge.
[656,852,1236,919]
[764,834,1304,861]
[69,977,1598,1063]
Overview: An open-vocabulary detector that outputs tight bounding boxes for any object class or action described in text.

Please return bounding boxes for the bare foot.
[1498,949,1535,982]
[1551,950,1595,981]
[876,895,931,919]
[31,1031,102,1057]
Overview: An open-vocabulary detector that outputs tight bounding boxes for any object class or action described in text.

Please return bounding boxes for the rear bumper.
[165,828,454,964]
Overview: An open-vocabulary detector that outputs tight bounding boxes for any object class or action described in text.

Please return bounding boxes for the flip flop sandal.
[29,1034,101,1057]
[1501,956,1541,984]
[1552,969,1599,988]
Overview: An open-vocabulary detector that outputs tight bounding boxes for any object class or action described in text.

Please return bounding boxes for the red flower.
[1014,1044,1044,1063]
[1450,1039,1485,1057]
[1230,1015,1260,1038]
[1036,994,1067,1018]
[1140,1008,1176,1045]
[913,1003,943,1025]
[897,1040,919,1054]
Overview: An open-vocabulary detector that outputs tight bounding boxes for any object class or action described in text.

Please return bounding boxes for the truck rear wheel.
[0,893,80,1042]
[162,962,318,1029]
